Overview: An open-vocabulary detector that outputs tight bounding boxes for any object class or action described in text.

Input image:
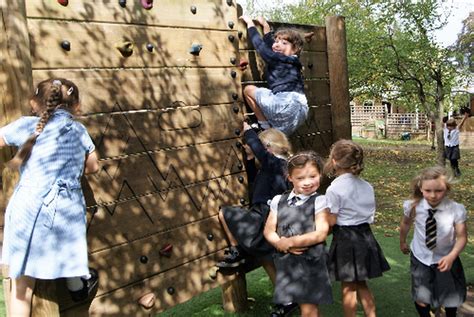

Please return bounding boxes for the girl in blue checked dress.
[0,78,99,316]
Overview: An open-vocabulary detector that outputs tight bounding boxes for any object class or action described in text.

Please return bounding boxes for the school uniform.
[326,173,390,282]
[269,192,333,305]
[403,198,467,307]
[223,129,288,259]
[248,26,308,135]
[443,127,461,160]
[1,110,94,279]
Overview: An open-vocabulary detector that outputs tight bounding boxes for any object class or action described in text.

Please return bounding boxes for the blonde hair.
[6,78,80,170]
[408,166,453,218]
[258,128,292,158]
[324,139,364,176]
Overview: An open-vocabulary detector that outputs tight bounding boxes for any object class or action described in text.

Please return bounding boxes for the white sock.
[66,277,84,291]
[258,121,271,129]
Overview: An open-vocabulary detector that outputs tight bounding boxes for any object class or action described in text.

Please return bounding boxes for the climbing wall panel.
[33,68,241,114]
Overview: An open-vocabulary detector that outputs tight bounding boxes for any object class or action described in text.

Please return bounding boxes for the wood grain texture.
[32,68,242,114]
[28,20,238,69]
[26,0,238,30]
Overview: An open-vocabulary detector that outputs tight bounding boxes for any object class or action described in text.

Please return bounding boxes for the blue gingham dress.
[1,109,94,279]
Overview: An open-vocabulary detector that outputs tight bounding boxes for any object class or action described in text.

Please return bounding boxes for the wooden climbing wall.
[0,1,350,316]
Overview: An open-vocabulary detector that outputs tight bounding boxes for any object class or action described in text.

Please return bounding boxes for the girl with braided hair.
[0,78,99,316]
[324,139,390,317]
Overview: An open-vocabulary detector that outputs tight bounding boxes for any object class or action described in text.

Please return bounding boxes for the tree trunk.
[435,76,445,166]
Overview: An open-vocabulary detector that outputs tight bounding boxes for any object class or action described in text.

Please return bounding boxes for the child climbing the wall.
[324,140,390,317]
[443,112,468,177]
[216,122,291,284]
[239,15,308,136]
[264,151,333,317]
[399,166,467,317]
[0,78,100,316]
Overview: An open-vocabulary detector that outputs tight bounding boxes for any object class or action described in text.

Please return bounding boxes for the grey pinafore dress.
[272,193,333,305]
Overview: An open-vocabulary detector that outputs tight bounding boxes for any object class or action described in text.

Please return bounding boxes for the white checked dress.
[1,110,95,279]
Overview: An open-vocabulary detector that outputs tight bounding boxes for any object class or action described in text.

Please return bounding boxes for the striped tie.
[289,196,300,206]
[425,208,437,250]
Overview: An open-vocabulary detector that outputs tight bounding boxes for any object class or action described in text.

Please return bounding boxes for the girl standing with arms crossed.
[325,140,390,317]
[264,151,333,317]
[0,78,99,316]
[399,166,467,317]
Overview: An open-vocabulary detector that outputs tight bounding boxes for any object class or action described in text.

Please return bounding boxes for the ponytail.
[6,81,63,169]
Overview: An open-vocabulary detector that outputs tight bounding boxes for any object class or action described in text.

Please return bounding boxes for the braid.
[6,81,63,170]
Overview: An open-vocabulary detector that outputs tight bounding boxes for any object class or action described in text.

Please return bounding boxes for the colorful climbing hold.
[230,57,237,65]
[190,6,197,14]
[237,163,243,170]
[60,40,71,51]
[230,70,237,78]
[235,141,242,149]
[167,287,175,295]
[234,128,241,135]
[139,255,148,264]
[232,106,239,114]
[239,58,249,71]
[118,0,126,7]
[232,93,238,100]
[146,43,154,52]
[228,34,235,42]
[138,293,156,309]
[189,43,203,56]
[57,0,68,6]
[159,244,173,257]
[228,21,234,29]
[207,233,214,241]
[240,198,246,205]
[238,176,244,183]
[226,0,233,6]
[141,0,153,10]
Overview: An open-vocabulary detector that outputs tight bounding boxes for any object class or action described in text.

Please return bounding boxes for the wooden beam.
[326,16,351,141]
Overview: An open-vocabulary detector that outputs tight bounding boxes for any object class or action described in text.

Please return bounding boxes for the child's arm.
[282,208,332,249]
[256,16,271,34]
[399,215,413,254]
[84,151,99,174]
[438,222,467,272]
[263,208,282,250]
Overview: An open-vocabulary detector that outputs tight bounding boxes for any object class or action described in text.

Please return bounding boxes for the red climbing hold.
[239,58,249,71]
[141,0,153,10]
[159,244,173,257]
[57,0,68,6]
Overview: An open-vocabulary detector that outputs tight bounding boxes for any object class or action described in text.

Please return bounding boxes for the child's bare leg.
[261,260,276,286]
[218,210,238,246]
[356,281,376,317]
[243,85,267,121]
[342,281,357,317]
[300,303,320,317]
[11,276,36,317]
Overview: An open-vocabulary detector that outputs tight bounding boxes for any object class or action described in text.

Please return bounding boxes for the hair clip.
[35,88,39,95]
[67,86,74,95]
[52,79,62,86]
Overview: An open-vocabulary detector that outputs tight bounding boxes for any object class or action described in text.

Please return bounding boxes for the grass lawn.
[1,138,472,316]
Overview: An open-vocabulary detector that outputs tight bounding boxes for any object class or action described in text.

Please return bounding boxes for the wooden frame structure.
[1,1,350,316]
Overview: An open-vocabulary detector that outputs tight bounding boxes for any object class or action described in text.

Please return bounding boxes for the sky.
[237,0,473,47]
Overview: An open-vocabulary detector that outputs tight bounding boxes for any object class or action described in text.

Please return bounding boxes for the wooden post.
[31,280,59,317]
[221,272,248,313]
[326,16,351,141]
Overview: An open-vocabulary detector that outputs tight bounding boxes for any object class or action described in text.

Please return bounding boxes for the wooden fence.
[0,1,350,315]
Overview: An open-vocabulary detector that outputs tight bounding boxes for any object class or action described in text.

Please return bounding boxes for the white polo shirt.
[403,198,467,266]
[270,191,328,215]
[325,173,376,226]
[443,126,460,147]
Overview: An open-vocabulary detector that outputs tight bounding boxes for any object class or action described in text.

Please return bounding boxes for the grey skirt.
[411,254,466,308]
[222,203,274,259]
[328,223,390,282]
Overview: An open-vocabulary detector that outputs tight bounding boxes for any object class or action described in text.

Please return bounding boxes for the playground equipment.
[0,0,350,315]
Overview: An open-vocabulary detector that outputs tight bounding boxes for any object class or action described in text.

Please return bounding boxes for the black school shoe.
[270,302,299,317]
[216,246,246,268]
[69,268,99,302]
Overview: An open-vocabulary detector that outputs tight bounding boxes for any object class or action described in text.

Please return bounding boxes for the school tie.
[288,196,300,206]
[425,208,437,250]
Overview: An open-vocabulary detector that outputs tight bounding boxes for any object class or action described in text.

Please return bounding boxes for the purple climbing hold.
[57,0,68,6]
[141,0,153,10]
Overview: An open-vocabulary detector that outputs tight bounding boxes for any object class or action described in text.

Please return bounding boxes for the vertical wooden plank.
[326,16,351,141]
[221,273,248,312]
[0,0,33,313]
[31,280,59,317]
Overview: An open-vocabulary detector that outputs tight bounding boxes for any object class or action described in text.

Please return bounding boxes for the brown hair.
[408,166,452,218]
[446,118,457,128]
[324,139,364,176]
[274,28,304,56]
[287,150,324,176]
[258,128,292,158]
[7,78,80,169]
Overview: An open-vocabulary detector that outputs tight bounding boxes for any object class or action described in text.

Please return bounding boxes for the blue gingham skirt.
[255,88,308,135]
